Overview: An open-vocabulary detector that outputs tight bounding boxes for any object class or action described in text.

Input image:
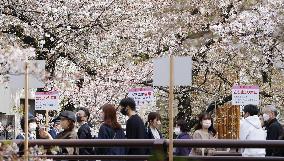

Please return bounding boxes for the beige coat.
[56,128,79,155]
[190,129,216,156]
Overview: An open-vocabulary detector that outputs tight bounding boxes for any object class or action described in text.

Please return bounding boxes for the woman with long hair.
[190,112,216,156]
[97,104,126,159]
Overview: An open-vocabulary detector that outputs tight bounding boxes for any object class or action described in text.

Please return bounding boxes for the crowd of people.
[14,97,284,159]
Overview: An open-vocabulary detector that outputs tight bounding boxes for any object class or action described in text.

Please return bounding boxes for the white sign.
[128,87,155,108]
[232,85,259,105]
[35,91,59,110]
[9,60,46,89]
[153,56,192,86]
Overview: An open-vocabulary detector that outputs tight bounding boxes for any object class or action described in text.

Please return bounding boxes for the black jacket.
[97,123,126,161]
[265,118,284,156]
[145,127,165,155]
[126,114,147,156]
[77,123,94,156]
[146,127,163,139]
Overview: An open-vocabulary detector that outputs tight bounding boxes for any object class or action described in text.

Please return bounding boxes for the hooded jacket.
[240,115,267,157]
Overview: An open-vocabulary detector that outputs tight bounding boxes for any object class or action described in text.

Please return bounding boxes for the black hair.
[78,107,90,119]
[244,104,259,116]
[119,97,136,110]
[20,116,36,131]
[146,112,161,127]
[176,119,188,133]
[148,112,161,122]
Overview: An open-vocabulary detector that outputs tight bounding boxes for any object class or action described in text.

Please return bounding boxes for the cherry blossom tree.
[1,0,283,126]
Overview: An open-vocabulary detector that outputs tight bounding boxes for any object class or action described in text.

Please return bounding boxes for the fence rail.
[1,139,284,160]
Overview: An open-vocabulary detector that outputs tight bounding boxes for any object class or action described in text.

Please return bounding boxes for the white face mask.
[174,127,181,135]
[202,120,212,129]
[263,114,270,121]
[29,122,37,132]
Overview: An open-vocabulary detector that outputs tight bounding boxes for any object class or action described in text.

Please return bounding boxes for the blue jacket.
[174,132,192,156]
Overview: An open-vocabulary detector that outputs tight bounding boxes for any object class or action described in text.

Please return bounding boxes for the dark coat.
[265,118,284,156]
[126,114,147,156]
[145,127,166,155]
[174,132,192,156]
[77,123,94,155]
[97,123,126,161]
[146,127,163,139]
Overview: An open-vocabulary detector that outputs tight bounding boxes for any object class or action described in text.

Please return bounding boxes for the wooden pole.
[168,55,174,161]
[24,62,29,161]
[46,110,49,127]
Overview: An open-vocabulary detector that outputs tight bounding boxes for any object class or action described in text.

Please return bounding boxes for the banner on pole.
[35,91,59,110]
[153,56,192,86]
[127,87,155,109]
[9,60,46,89]
[232,85,259,105]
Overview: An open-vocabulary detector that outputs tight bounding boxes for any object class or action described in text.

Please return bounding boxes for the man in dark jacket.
[76,107,94,157]
[263,105,284,156]
[119,97,147,157]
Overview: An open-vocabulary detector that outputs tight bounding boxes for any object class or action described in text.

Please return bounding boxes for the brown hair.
[147,112,161,123]
[195,112,216,136]
[102,104,122,129]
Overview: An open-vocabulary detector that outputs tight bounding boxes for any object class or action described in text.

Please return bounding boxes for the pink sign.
[35,91,59,110]
[232,85,259,105]
[128,87,155,108]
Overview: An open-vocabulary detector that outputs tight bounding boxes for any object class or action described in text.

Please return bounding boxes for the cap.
[55,111,76,122]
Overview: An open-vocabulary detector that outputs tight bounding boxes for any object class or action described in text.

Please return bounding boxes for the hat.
[55,111,76,122]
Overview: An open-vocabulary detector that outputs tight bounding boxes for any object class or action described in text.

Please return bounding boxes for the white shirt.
[150,127,161,139]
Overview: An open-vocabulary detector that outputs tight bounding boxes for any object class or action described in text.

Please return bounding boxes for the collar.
[268,118,278,126]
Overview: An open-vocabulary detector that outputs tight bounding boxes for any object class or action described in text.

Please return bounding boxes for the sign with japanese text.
[128,87,155,108]
[35,91,59,110]
[232,85,259,105]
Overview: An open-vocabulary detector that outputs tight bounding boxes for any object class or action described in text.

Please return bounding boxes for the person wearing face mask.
[240,104,266,157]
[263,105,283,156]
[16,113,37,156]
[190,112,216,156]
[173,120,192,156]
[119,97,147,158]
[76,107,94,157]
[16,113,37,140]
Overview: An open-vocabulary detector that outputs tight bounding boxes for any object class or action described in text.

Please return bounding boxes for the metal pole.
[168,55,174,161]
[24,62,29,161]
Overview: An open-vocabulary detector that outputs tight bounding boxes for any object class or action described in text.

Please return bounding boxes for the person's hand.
[39,129,53,139]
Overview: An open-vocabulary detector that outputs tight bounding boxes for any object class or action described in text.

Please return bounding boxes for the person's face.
[150,118,161,129]
[263,109,274,120]
[120,106,129,116]
[60,118,70,130]
[77,110,87,122]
